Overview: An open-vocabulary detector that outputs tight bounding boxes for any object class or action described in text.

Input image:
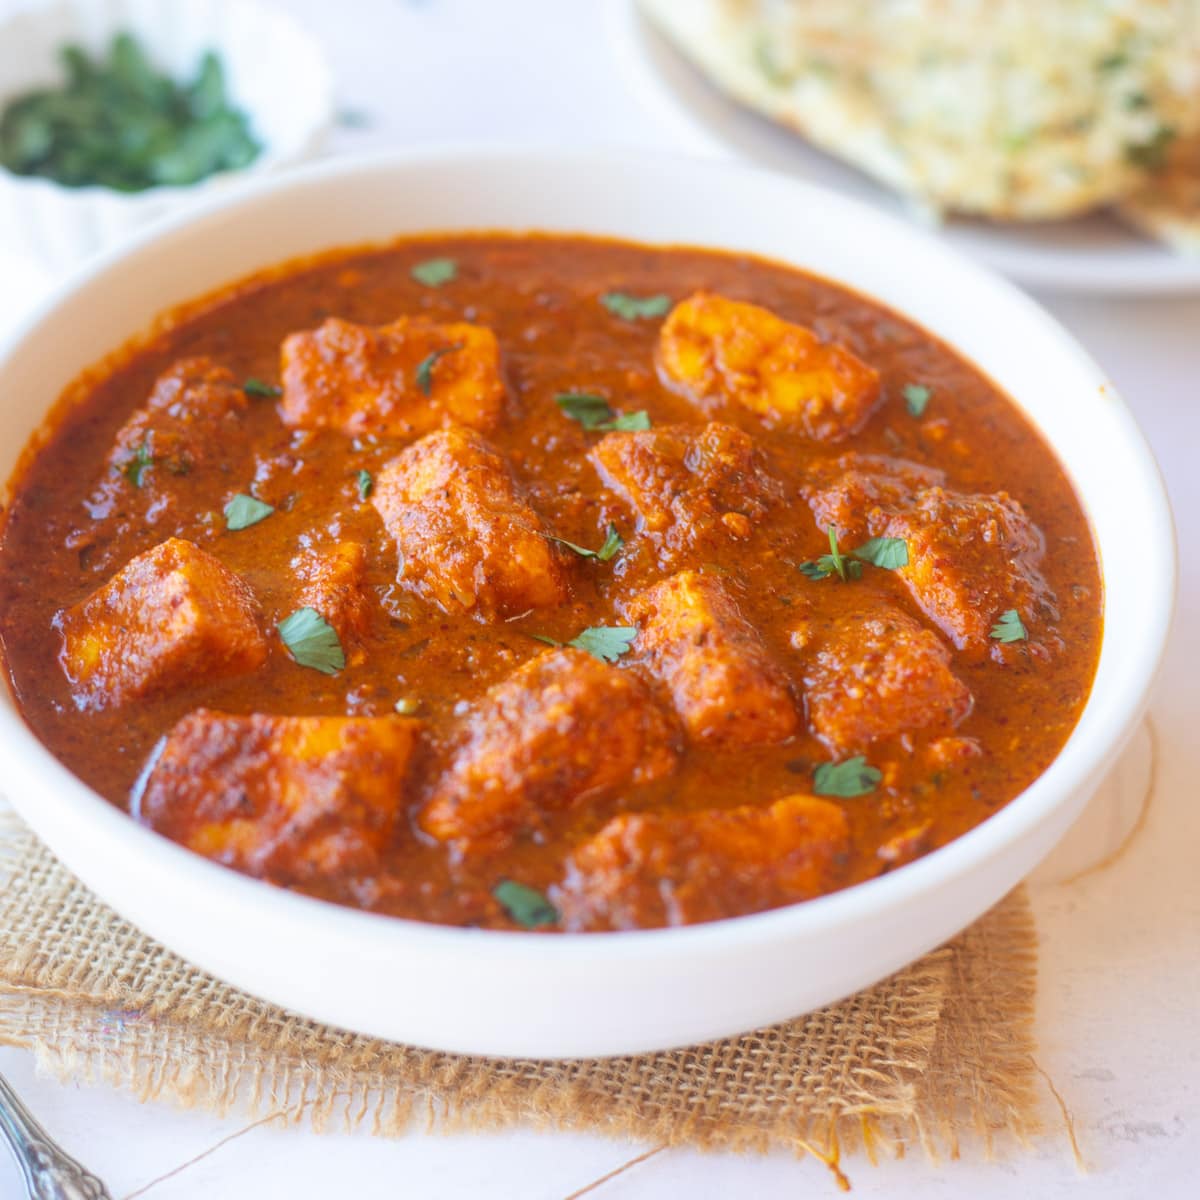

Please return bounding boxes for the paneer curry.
[0,235,1103,931]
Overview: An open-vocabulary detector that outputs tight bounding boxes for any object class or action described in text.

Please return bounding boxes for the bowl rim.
[0,144,1178,964]
[0,0,335,205]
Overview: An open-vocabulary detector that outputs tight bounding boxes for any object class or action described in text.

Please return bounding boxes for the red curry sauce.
[0,235,1103,930]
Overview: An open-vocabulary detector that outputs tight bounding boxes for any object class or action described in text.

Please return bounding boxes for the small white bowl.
[0,0,333,271]
[0,149,1177,1058]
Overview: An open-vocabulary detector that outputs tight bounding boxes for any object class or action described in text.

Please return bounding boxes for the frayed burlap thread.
[0,811,1040,1165]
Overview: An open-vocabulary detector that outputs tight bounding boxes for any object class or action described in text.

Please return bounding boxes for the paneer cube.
[883,488,1055,654]
[420,648,680,852]
[105,357,249,485]
[137,709,421,883]
[57,538,267,710]
[794,605,973,754]
[293,541,371,643]
[555,794,851,930]
[802,453,945,543]
[590,422,783,564]
[658,292,880,440]
[802,457,1057,657]
[83,358,251,543]
[373,428,568,619]
[626,570,798,746]
[280,316,505,437]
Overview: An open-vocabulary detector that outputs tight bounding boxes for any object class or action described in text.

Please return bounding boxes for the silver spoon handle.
[0,1073,112,1200]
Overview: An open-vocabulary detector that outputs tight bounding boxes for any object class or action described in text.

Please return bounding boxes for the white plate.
[608,0,1200,295]
[0,147,1176,1058]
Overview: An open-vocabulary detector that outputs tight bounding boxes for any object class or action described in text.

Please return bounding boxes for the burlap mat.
[0,809,1043,1175]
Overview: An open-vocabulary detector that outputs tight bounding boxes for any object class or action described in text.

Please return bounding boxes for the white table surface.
[0,2,1197,1196]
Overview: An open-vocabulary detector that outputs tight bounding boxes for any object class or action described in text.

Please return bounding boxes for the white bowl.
[0,148,1176,1058]
[0,0,333,271]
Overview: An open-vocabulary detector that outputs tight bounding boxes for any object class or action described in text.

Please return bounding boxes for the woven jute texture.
[0,811,1042,1167]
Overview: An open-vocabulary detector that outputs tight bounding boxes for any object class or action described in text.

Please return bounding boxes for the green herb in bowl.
[0,32,260,192]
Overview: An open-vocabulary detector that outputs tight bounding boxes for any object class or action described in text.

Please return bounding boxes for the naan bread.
[641,0,1200,221]
[1116,134,1200,253]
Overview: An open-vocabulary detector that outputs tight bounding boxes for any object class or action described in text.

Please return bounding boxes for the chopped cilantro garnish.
[903,383,931,417]
[532,625,637,664]
[851,536,909,570]
[554,392,651,432]
[243,378,282,399]
[606,410,652,431]
[799,527,863,582]
[570,625,637,662]
[824,526,859,581]
[555,392,611,426]
[277,607,345,675]
[595,524,624,561]
[493,880,558,929]
[223,492,274,531]
[800,529,909,580]
[813,756,882,798]
[356,469,373,500]
[120,441,153,488]
[600,291,671,321]
[0,35,259,192]
[548,524,624,562]
[613,407,648,430]
[990,609,1029,644]
[411,257,457,287]
[414,343,463,395]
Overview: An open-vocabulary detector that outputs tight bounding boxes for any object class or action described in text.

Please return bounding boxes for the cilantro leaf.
[547,535,591,557]
[414,343,463,395]
[605,410,651,431]
[277,607,345,675]
[813,756,882,798]
[554,392,651,432]
[595,524,624,561]
[223,492,274,531]
[990,609,1029,643]
[121,441,153,488]
[411,257,457,287]
[800,530,909,579]
[824,526,858,581]
[555,393,612,427]
[548,524,624,562]
[600,291,671,321]
[356,469,373,500]
[852,536,908,570]
[243,377,282,399]
[0,35,260,193]
[797,557,835,581]
[570,625,637,663]
[799,527,863,583]
[493,880,558,929]
[903,383,931,417]
[530,625,638,663]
